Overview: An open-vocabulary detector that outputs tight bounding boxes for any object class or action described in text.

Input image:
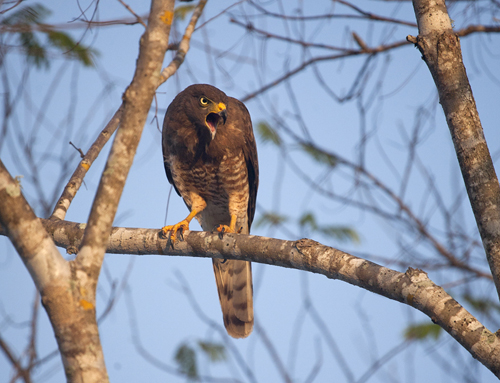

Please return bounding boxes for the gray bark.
[408,0,500,298]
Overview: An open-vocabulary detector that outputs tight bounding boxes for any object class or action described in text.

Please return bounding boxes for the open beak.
[205,102,227,139]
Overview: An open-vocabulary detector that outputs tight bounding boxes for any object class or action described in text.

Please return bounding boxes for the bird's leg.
[216,214,240,236]
[161,209,198,242]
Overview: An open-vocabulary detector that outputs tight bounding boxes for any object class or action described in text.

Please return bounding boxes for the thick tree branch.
[408,0,500,298]
[25,217,500,378]
[0,160,69,291]
[0,162,109,382]
[77,0,175,278]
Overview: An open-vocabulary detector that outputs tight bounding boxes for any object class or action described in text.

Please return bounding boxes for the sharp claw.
[179,227,185,241]
[161,220,189,246]
[168,238,175,250]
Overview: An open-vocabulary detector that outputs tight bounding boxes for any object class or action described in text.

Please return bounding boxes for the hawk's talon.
[161,220,190,244]
[216,224,233,239]
[216,224,233,233]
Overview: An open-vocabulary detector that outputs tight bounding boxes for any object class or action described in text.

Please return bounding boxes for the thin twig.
[69,141,85,158]
[247,0,417,27]
[254,321,293,383]
[0,336,32,383]
[50,106,123,221]
[117,0,147,28]
[239,23,499,102]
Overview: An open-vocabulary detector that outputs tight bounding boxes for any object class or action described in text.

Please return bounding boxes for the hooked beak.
[205,102,227,139]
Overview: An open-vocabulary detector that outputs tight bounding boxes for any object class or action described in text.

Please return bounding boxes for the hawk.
[161,84,258,338]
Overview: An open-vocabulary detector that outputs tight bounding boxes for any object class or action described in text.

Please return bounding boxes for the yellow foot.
[161,220,190,243]
[216,216,243,239]
[216,224,233,234]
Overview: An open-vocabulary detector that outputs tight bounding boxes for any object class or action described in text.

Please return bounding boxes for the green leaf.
[174,5,197,21]
[463,294,500,314]
[257,121,281,146]
[320,226,360,243]
[299,212,359,244]
[174,343,197,379]
[197,341,226,362]
[46,30,97,67]
[254,212,288,228]
[2,4,97,68]
[19,31,48,68]
[2,3,50,26]
[299,212,318,230]
[300,143,337,167]
[404,322,441,340]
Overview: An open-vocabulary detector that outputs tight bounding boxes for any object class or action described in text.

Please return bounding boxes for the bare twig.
[69,141,85,158]
[0,336,32,383]
[247,0,417,27]
[50,106,123,221]
[229,18,348,52]
[239,24,498,102]
[255,321,293,383]
[117,0,147,28]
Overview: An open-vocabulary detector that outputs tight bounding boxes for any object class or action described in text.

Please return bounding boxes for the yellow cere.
[218,102,226,111]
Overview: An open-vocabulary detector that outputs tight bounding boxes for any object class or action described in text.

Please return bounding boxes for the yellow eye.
[199,97,209,106]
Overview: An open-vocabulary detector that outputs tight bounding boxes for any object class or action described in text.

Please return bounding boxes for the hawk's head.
[179,84,228,141]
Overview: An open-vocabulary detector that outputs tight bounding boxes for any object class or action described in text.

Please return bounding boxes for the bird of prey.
[161,84,258,338]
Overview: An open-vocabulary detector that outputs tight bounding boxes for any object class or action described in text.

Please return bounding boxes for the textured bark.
[0,161,68,291]
[77,0,175,278]
[12,218,499,377]
[408,0,500,298]
[0,1,176,381]
[0,162,108,382]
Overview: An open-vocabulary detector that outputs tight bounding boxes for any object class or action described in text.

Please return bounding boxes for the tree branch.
[50,106,123,221]
[159,0,207,84]
[239,24,499,102]
[408,0,500,297]
[51,0,206,223]
[25,218,500,378]
[0,160,69,291]
[77,0,175,279]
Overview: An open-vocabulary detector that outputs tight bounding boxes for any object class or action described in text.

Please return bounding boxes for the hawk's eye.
[199,97,209,106]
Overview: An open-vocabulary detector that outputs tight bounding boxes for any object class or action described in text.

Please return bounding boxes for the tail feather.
[212,259,253,338]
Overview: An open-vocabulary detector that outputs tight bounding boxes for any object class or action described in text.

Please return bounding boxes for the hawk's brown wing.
[230,97,259,231]
[162,101,183,199]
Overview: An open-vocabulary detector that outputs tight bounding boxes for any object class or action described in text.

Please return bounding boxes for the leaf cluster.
[256,211,359,244]
[300,212,359,243]
[2,3,97,68]
[174,341,226,380]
